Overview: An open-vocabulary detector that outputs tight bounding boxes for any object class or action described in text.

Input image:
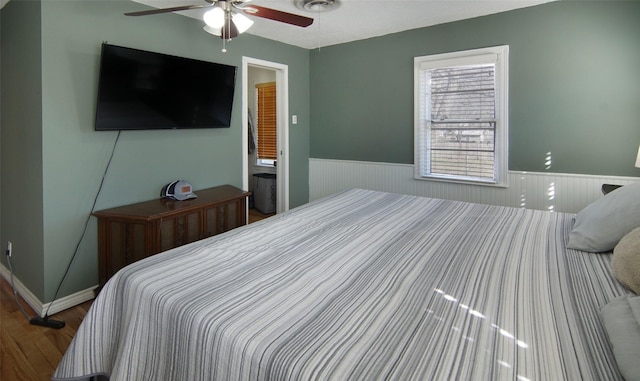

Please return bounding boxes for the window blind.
[256,82,277,160]
[428,64,496,180]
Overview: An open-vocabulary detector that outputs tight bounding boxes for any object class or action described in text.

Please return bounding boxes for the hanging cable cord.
[6,253,32,320]
[10,130,122,329]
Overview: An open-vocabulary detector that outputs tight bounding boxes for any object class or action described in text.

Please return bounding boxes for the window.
[414,46,509,186]
[256,82,277,166]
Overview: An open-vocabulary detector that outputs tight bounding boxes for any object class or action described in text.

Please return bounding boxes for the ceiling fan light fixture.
[203,24,222,36]
[232,12,254,34]
[294,0,340,13]
[203,6,225,28]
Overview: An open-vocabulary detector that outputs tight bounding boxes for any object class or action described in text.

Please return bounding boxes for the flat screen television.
[95,43,237,130]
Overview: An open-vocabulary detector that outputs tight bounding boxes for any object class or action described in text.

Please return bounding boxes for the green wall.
[309,0,640,177]
[0,0,45,299]
[1,0,310,302]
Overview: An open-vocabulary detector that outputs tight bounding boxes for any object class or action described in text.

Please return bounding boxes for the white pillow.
[567,182,640,252]
[599,296,640,380]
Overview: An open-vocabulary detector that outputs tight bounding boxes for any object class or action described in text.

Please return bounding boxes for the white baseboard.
[0,263,97,316]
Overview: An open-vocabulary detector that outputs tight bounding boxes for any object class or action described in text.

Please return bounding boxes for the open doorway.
[242,57,290,220]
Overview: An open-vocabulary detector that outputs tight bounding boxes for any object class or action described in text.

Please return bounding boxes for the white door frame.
[242,57,289,213]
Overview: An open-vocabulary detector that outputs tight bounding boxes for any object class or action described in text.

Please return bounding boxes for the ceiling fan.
[125,0,314,52]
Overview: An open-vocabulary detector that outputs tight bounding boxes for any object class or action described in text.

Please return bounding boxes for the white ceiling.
[131,0,556,49]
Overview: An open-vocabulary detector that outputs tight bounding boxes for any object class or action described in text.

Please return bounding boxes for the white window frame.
[414,45,509,187]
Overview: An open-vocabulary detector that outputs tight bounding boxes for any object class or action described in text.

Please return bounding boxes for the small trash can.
[252,173,276,214]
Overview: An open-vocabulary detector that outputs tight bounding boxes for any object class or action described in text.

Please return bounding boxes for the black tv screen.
[95,43,237,130]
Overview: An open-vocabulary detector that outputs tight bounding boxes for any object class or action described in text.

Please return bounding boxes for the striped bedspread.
[53,189,627,380]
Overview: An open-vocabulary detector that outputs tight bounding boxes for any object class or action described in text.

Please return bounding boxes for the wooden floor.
[249,207,275,224]
[0,278,93,381]
[0,209,273,380]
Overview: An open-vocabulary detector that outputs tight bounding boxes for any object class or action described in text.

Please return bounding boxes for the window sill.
[414,174,508,188]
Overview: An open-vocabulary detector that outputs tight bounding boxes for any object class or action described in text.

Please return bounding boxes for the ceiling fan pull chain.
[221,6,229,52]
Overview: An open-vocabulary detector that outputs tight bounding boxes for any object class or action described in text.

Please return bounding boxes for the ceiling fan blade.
[125,5,209,17]
[243,5,313,27]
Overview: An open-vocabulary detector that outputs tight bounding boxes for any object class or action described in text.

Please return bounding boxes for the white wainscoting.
[310,158,640,214]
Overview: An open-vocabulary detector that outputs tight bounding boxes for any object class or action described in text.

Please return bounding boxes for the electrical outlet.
[7,241,12,257]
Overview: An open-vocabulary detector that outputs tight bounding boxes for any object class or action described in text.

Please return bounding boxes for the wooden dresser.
[93,185,250,287]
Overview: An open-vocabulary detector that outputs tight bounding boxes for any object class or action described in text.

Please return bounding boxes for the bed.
[53,187,640,381]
